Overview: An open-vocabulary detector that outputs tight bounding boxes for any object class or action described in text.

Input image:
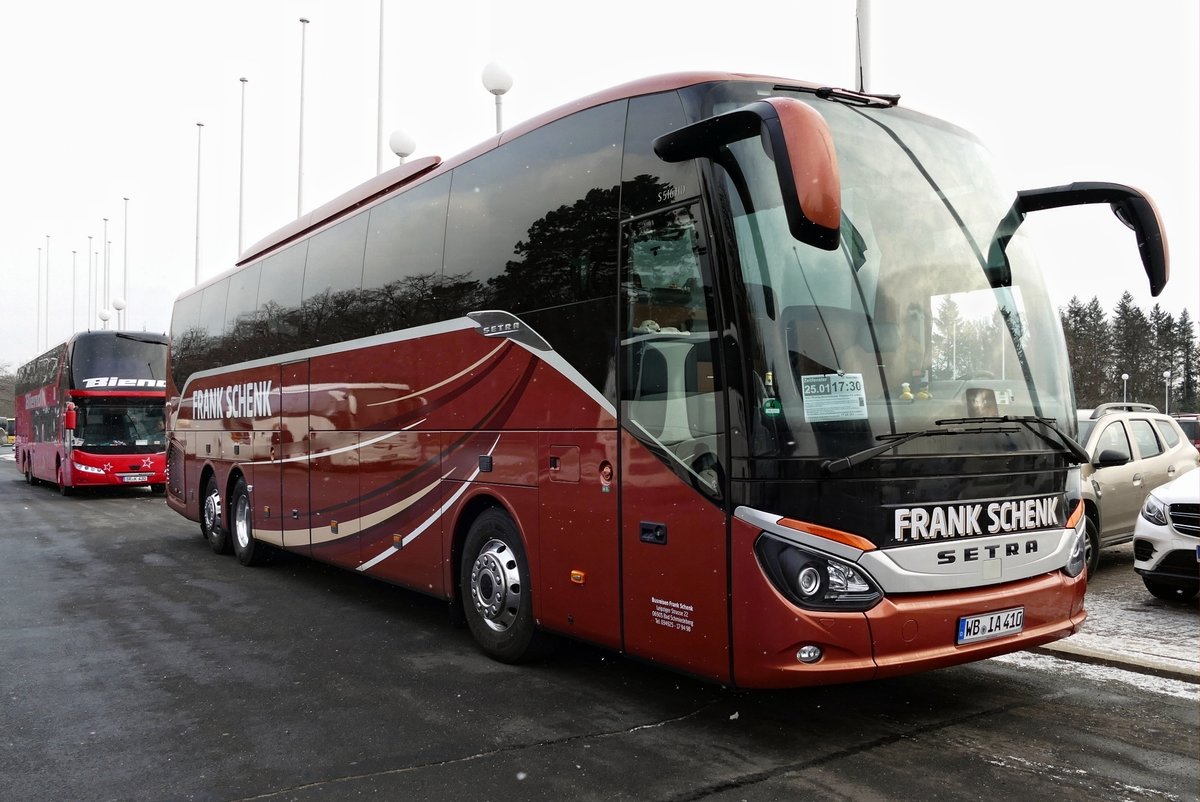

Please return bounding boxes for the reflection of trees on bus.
[169,173,679,405]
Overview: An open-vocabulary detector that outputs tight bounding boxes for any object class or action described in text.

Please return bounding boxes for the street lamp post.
[101,219,108,310]
[36,247,42,350]
[297,17,309,217]
[44,234,50,348]
[195,122,204,284]
[1121,373,1129,403]
[72,250,77,332]
[376,0,385,175]
[113,297,127,330]
[481,62,512,135]
[123,197,129,318]
[1163,370,1172,415]
[238,77,248,256]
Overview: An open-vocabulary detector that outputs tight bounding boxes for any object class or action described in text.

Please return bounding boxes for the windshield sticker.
[801,373,868,422]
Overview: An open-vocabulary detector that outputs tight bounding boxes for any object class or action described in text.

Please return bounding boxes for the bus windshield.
[714,88,1074,460]
[71,399,166,454]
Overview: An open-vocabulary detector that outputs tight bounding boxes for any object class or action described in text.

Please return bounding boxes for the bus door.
[618,202,732,683]
[279,360,311,555]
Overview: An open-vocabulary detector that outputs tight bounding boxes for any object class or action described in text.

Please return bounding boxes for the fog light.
[797,645,822,664]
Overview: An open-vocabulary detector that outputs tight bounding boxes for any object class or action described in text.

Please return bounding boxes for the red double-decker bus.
[165,72,1168,687]
[16,330,169,495]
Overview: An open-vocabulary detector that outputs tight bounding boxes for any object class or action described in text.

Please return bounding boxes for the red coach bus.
[165,72,1168,688]
[16,330,169,495]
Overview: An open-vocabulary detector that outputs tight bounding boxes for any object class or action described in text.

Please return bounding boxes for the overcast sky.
[1,0,1196,371]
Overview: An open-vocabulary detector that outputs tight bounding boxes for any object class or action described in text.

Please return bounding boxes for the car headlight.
[1140,494,1169,526]
[754,534,882,611]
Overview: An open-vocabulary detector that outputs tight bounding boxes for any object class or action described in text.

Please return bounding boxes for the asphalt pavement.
[1,444,1195,683]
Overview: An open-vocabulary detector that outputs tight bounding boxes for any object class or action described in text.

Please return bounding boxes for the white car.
[1132,469,1200,601]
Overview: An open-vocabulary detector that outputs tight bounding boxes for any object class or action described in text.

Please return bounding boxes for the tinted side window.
[1129,419,1163,458]
[197,279,231,373]
[622,91,701,217]
[224,262,263,366]
[1154,419,1181,449]
[256,242,308,357]
[169,291,204,391]
[1096,422,1132,461]
[444,101,626,402]
[302,214,369,346]
[361,173,452,334]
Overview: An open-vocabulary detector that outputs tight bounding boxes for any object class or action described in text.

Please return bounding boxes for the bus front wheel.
[57,465,73,497]
[230,477,270,566]
[459,508,546,664]
[201,476,231,554]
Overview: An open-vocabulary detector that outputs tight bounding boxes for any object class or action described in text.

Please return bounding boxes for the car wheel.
[1083,514,1100,578]
[459,508,548,663]
[230,477,270,566]
[201,475,231,554]
[1143,577,1199,603]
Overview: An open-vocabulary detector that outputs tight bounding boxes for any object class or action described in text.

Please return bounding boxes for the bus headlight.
[73,461,106,475]
[1063,520,1087,578]
[754,534,881,611]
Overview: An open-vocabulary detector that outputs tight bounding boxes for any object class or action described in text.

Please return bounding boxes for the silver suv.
[1076,403,1199,575]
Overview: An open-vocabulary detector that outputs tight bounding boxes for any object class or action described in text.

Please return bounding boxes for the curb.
[1032,643,1200,685]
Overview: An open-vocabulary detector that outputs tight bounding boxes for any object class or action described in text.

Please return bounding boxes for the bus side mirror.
[988,182,1169,296]
[653,97,842,251]
[64,403,77,432]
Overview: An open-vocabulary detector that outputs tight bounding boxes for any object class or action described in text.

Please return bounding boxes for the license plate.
[121,474,150,483]
[957,607,1024,645]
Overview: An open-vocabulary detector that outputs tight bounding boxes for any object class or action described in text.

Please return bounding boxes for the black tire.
[1143,577,1200,603]
[25,461,35,485]
[150,483,166,495]
[1083,515,1100,578]
[201,475,231,554]
[459,508,546,663]
[57,464,73,497]
[230,477,270,566]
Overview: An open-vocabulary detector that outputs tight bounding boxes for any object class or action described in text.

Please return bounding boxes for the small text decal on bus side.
[192,381,274,420]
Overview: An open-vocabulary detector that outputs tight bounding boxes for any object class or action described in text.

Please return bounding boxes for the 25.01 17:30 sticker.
[801,373,867,422]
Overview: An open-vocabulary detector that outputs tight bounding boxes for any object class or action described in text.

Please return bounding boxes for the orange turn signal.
[777,518,876,551]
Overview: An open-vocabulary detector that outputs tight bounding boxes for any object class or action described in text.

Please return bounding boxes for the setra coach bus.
[165,72,1168,688]
[16,330,169,495]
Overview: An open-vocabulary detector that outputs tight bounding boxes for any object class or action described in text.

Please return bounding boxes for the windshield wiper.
[936,415,1090,464]
[116,333,166,345]
[821,421,1019,475]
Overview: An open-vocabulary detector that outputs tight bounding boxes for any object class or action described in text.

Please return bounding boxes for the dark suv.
[1173,413,1200,450]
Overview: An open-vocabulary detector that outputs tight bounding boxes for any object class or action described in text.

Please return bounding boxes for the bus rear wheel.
[460,508,546,664]
[230,477,270,566]
[201,476,231,554]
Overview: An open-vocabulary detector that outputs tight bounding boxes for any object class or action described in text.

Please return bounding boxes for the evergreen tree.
[1149,303,1178,408]
[1177,309,1199,412]
[1110,292,1154,404]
